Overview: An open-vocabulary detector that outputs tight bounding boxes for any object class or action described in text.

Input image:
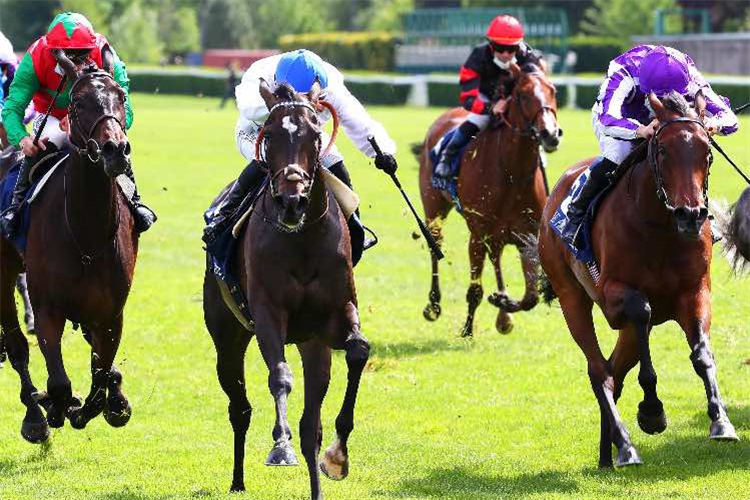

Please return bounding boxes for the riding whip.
[368,136,444,260]
[33,73,68,147]
[733,103,750,115]
[709,136,750,186]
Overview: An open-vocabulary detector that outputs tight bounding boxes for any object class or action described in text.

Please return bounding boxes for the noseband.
[67,71,126,163]
[647,116,712,211]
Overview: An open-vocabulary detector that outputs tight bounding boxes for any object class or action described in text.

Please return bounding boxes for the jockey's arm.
[596,69,642,140]
[685,57,738,136]
[327,82,396,158]
[0,53,38,146]
[109,48,133,129]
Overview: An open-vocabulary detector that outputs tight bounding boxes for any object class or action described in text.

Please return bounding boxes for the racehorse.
[203,80,370,500]
[416,64,561,336]
[538,91,739,468]
[718,186,750,272]
[0,52,137,443]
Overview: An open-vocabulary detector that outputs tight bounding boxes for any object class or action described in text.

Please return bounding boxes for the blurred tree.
[108,0,163,63]
[355,0,414,32]
[59,0,109,30]
[0,0,57,49]
[251,0,333,48]
[156,2,200,57]
[581,0,678,40]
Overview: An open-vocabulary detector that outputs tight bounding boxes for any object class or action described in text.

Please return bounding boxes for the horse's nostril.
[699,207,708,220]
[558,128,564,137]
[102,141,118,158]
[121,141,131,156]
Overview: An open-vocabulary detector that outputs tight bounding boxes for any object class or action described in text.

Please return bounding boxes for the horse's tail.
[712,188,750,274]
[517,233,558,304]
[411,142,424,159]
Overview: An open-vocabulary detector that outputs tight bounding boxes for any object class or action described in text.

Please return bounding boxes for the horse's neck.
[485,109,539,174]
[65,153,118,240]
[625,158,673,227]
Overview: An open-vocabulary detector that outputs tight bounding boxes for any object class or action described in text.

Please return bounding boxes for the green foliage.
[108,0,163,63]
[346,81,411,105]
[567,35,624,74]
[581,0,677,43]
[157,4,200,56]
[278,32,396,72]
[354,0,414,33]
[128,70,225,96]
[253,0,333,48]
[0,0,57,49]
[58,0,109,31]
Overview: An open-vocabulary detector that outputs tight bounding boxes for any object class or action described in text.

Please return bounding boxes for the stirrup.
[363,225,379,251]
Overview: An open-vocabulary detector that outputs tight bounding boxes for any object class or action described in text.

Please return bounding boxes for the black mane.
[273,81,302,102]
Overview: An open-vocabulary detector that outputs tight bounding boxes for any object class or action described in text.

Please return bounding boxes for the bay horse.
[416,64,561,336]
[203,80,370,500]
[538,91,739,468]
[0,53,137,442]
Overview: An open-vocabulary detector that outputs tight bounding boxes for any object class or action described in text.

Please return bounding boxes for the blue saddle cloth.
[429,128,468,213]
[0,158,60,252]
[549,164,612,263]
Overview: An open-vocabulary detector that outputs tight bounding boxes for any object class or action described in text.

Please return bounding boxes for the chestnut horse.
[417,64,561,336]
[0,59,137,443]
[203,81,370,500]
[538,92,739,468]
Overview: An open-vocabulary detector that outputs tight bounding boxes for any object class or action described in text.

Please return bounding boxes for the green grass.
[1,93,748,500]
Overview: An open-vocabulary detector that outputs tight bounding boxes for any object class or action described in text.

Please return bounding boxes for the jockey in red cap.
[433,14,546,181]
[0,12,155,237]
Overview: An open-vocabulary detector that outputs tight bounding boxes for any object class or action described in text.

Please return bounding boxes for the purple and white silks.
[592,45,738,140]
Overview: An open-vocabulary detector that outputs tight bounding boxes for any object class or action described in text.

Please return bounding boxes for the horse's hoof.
[637,405,667,435]
[46,409,65,429]
[320,441,349,480]
[21,419,50,444]
[229,481,246,492]
[103,399,132,428]
[265,440,298,466]
[460,324,473,338]
[709,418,739,441]
[495,313,513,334]
[487,292,505,308]
[66,406,88,430]
[615,444,642,467]
[423,303,441,322]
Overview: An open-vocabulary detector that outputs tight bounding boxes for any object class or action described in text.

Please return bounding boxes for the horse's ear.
[259,77,276,110]
[649,93,667,121]
[509,63,521,79]
[101,45,115,76]
[52,49,79,82]
[694,89,707,121]
[308,79,321,104]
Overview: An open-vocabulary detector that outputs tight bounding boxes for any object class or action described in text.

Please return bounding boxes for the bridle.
[67,71,128,164]
[647,116,712,211]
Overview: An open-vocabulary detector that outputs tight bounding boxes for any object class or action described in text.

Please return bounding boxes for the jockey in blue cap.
[202,49,398,246]
[561,45,738,247]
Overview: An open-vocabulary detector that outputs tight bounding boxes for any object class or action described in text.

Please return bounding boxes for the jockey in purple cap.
[202,49,398,247]
[561,44,738,246]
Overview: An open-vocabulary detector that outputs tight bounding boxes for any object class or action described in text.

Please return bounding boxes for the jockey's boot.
[561,156,618,247]
[328,160,376,251]
[0,155,33,239]
[434,121,479,180]
[202,159,266,245]
[125,166,158,233]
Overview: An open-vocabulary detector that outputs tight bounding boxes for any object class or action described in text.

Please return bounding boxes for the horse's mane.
[273,82,303,102]
[661,91,695,118]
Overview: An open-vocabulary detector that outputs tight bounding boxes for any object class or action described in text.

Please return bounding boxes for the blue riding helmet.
[274,49,329,93]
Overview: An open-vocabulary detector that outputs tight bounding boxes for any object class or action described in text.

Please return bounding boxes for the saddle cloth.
[429,128,469,213]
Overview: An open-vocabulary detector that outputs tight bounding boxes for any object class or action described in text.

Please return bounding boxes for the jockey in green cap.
[0,12,155,237]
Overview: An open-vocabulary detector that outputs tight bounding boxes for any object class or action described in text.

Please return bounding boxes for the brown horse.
[538,92,739,468]
[417,64,561,336]
[0,57,137,442]
[203,81,370,500]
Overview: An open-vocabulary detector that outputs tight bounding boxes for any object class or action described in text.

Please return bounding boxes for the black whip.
[709,136,750,186]
[733,103,750,115]
[368,136,444,260]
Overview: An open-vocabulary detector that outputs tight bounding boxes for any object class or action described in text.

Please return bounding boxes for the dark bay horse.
[417,64,561,336]
[0,55,137,442]
[538,92,739,468]
[203,80,370,500]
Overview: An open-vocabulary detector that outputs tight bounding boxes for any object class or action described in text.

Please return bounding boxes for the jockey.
[434,14,544,180]
[0,12,156,238]
[202,49,398,245]
[561,45,739,246]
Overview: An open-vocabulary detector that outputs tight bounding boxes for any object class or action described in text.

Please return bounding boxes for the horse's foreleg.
[298,339,331,500]
[255,309,298,466]
[461,234,486,337]
[489,236,540,315]
[321,302,369,482]
[423,215,447,322]
[561,290,640,468]
[677,298,738,441]
[15,274,35,335]
[486,242,513,333]
[34,308,71,428]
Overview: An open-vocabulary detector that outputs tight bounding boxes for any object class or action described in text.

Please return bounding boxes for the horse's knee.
[467,283,483,306]
[268,363,293,396]
[623,292,651,325]
[345,334,370,367]
[229,400,251,432]
[690,340,715,375]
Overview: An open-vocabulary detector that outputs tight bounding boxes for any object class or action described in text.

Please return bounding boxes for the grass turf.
[1,93,748,500]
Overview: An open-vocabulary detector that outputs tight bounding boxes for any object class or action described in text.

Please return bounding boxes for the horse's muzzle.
[101,140,131,177]
[674,205,708,239]
[539,128,560,153]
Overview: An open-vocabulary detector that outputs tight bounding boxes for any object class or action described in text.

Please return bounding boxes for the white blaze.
[282,115,298,138]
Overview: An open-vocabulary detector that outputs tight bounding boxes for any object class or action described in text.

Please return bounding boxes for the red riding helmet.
[486,15,524,46]
[44,12,97,50]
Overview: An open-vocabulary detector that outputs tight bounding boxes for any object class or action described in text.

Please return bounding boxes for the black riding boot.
[561,157,618,247]
[328,160,376,252]
[202,159,266,244]
[434,120,479,179]
[123,166,157,233]
[0,156,33,238]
